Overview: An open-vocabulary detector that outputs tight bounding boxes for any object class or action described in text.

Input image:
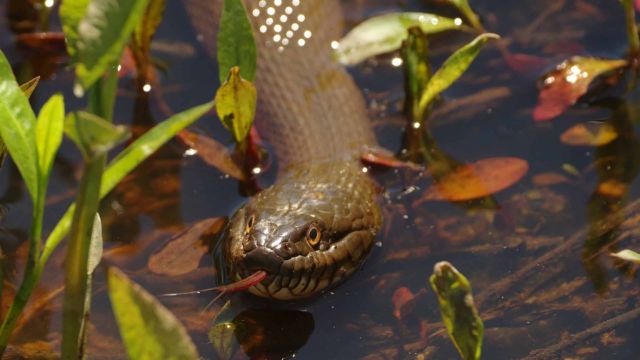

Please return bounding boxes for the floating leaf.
[417,157,528,203]
[215,66,257,143]
[65,111,130,158]
[560,121,618,146]
[19,76,40,99]
[177,129,246,180]
[335,13,463,65]
[532,172,571,186]
[217,0,256,82]
[0,50,38,201]
[418,33,500,116]
[35,94,65,179]
[533,57,627,122]
[148,217,225,276]
[107,267,200,359]
[75,0,151,89]
[610,249,640,264]
[429,261,483,360]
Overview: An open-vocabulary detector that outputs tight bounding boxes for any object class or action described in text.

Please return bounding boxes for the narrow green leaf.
[335,13,464,65]
[41,101,215,262]
[217,0,257,82]
[0,50,38,201]
[35,94,65,179]
[430,261,483,360]
[418,33,499,116]
[401,27,432,122]
[65,111,130,158]
[610,249,640,264]
[59,0,91,59]
[445,0,484,31]
[132,0,166,53]
[75,0,151,89]
[108,267,200,359]
[215,67,256,143]
[19,76,40,99]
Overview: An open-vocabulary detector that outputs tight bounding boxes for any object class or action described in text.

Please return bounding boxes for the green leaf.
[401,27,432,121]
[108,267,199,359]
[132,0,165,52]
[59,0,91,59]
[610,249,640,264]
[418,33,499,116]
[215,67,256,143]
[217,0,257,82]
[335,13,463,65]
[41,101,215,262]
[430,261,483,360]
[65,111,130,158]
[0,50,38,202]
[75,0,151,89]
[35,94,65,180]
[19,76,40,99]
[444,0,484,31]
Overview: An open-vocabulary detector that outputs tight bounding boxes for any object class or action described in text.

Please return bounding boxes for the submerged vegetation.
[0,0,639,359]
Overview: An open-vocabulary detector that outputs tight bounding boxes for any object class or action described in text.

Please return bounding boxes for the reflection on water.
[2,0,640,359]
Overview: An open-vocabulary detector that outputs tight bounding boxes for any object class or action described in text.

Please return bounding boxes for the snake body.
[185,0,382,299]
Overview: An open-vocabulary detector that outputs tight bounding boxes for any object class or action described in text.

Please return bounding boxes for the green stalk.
[622,0,640,55]
[60,155,104,358]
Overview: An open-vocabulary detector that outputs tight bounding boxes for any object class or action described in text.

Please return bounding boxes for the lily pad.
[533,57,627,122]
[560,121,618,146]
[416,157,528,203]
[334,12,463,65]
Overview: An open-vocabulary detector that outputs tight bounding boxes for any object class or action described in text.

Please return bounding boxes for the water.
[2,0,640,359]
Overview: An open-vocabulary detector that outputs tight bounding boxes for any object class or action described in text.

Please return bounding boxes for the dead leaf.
[177,129,246,180]
[416,157,529,203]
[532,172,572,186]
[560,121,618,146]
[148,217,226,276]
[533,57,627,121]
[361,146,423,171]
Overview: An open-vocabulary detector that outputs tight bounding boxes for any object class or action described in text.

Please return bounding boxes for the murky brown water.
[2,0,640,359]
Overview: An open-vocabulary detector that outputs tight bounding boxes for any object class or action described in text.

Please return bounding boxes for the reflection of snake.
[185,0,382,299]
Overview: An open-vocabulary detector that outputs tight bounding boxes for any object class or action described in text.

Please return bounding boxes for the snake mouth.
[242,247,284,275]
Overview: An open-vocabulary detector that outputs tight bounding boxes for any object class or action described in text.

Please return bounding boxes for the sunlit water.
[1,0,640,359]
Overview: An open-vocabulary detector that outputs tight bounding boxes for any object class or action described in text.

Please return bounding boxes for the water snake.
[184,0,382,299]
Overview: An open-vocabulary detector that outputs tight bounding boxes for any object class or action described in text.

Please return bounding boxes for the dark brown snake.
[185,0,382,299]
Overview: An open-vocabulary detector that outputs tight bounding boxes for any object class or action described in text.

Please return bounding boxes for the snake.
[184,0,383,300]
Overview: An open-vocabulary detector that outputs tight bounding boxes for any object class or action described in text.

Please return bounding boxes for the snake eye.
[245,215,255,234]
[306,225,321,247]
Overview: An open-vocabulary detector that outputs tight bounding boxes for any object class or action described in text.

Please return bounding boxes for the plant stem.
[622,0,640,56]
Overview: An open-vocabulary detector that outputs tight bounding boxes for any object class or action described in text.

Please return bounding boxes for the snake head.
[221,162,382,300]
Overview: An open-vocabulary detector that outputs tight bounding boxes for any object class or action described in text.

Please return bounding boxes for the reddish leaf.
[636,0,640,11]
[416,157,528,204]
[15,32,67,53]
[532,172,571,186]
[361,146,423,171]
[560,121,618,146]
[392,287,415,320]
[533,57,627,122]
[504,53,548,73]
[177,129,246,180]
[596,179,627,198]
[148,217,225,276]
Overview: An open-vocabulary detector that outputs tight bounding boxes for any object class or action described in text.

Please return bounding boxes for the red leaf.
[392,287,415,320]
[15,32,66,53]
[177,129,246,180]
[361,146,423,171]
[533,57,627,122]
[415,157,528,204]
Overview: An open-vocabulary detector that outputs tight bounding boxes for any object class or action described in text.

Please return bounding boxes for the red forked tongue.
[215,270,267,293]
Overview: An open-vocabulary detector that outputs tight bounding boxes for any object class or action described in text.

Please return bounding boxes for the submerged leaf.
[533,57,627,121]
[108,267,200,359]
[65,111,130,158]
[335,13,463,65]
[418,33,500,115]
[392,287,415,320]
[148,217,225,276]
[430,261,483,360]
[610,249,640,264]
[217,0,256,82]
[560,121,618,146]
[19,76,40,98]
[177,129,246,180]
[209,301,238,360]
[417,157,528,203]
[215,66,257,143]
